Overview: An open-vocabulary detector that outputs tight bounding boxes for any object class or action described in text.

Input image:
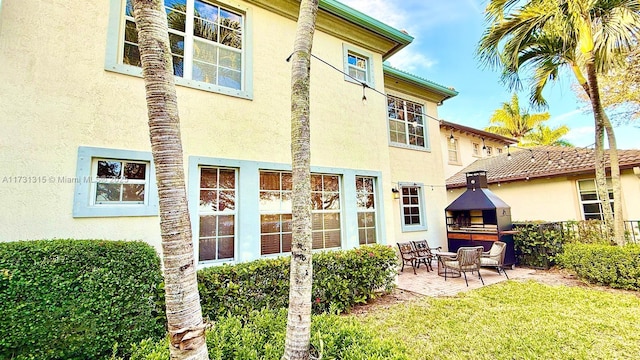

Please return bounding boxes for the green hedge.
[0,239,165,360]
[198,244,398,321]
[557,243,640,290]
[513,222,567,269]
[122,309,408,360]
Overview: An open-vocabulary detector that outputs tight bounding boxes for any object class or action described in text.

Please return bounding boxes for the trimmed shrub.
[123,309,409,360]
[557,243,640,290]
[197,244,398,321]
[0,239,165,360]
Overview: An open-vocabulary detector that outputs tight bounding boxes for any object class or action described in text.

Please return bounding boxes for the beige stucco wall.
[440,129,509,178]
[386,90,449,250]
[446,169,640,222]
[0,0,400,252]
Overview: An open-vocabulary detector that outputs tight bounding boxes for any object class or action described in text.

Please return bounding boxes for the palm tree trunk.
[602,114,625,244]
[131,1,208,358]
[282,1,318,359]
[585,59,614,242]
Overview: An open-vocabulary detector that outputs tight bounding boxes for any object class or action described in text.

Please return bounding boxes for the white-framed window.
[399,184,427,232]
[447,138,460,164]
[258,171,342,255]
[311,174,342,250]
[259,171,292,255]
[356,176,377,245]
[577,179,614,220]
[92,159,149,205]
[73,147,158,217]
[107,0,252,99]
[198,166,237,262]
[387,95,428,149]
[472,142,480,157]
[342,44,374,87]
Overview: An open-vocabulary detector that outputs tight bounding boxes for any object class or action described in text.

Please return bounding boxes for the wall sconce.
[392,188,400,199]
[449,130,455,144]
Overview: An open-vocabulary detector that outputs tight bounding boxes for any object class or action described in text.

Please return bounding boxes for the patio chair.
[411,240,442,271]
[441,246,485,286]
[397,242,418,274]
[480,241,509,279]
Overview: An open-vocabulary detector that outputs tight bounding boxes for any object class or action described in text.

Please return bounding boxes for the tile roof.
[446,146,640,188]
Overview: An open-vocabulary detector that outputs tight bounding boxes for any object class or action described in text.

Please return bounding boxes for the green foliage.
[197,244,398,321]
[513,222,566,269]
[0,239,165,360]
[120,309,408,360]
[557,243,640,290]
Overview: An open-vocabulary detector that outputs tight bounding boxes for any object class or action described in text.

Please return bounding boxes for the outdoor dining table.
[433,251,461,278]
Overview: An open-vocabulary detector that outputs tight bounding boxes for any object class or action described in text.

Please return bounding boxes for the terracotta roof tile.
[446,146,640,188]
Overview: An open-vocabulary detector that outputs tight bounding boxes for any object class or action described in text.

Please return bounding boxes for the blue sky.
[340,0,639,149]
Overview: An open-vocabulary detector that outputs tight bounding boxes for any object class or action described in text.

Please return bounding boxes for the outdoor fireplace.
[445,171,516,266]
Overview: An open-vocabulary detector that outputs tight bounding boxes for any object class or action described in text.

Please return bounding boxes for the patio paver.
[396,261,539,297]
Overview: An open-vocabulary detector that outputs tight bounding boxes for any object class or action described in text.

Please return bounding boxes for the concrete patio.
[396,261,540,297]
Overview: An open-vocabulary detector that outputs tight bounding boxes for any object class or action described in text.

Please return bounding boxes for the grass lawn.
[353,280,640,359]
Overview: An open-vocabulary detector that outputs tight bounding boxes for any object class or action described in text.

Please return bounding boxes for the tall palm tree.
[485,93,550,143]
[131,0,208,358]
[522,124,573,147]
[477,0,640,244]
[283,0,319,359]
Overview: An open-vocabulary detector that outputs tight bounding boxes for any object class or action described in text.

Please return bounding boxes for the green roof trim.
[320,0,413,47]
[383,64,459,98]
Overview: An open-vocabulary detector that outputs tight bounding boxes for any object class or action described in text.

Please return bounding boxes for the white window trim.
[447,138,461,165]
[576,178,614,221]
[73,146,158,217]
[342,44,375,88]
[197,166,238,264]
[387,95,430,151]
[399,182,428,232]
[472,142,481,157]
[105,0,254,100]
[356,176,378,245]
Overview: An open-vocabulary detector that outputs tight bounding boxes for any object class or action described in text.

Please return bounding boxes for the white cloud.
[385,48,437,73]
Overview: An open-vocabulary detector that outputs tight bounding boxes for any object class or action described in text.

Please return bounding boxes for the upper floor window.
[447,138,460,164]
[387,95,427,149]
[108,0,251,98]
[577,179,614,220]
[486,146,493,156]
[356,176,377,245]
[497,148,503,154]
[472,142,480,157]
[342,44,374,87]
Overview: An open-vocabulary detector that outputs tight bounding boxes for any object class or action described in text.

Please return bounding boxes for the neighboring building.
[446,146,640,222]
[439,120,517,178]
[0,0,457,266]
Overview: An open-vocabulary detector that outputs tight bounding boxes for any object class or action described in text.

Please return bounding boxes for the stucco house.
[446,146,640,228]
[0,0,459,266]
[439,120,517,178]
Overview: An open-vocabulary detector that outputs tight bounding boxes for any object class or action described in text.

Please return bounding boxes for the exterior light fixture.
[507,146,512,160]
[547,151,552,165]
[391,188,400,199]
[529,149,535,163]
[449,130,455,144]
[560,151,566,164]
[361,83,367,105]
